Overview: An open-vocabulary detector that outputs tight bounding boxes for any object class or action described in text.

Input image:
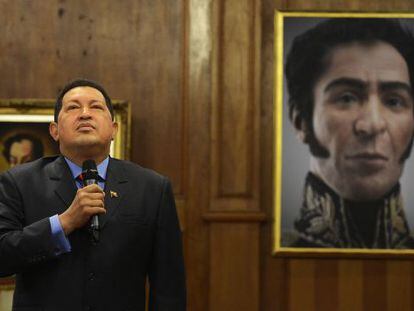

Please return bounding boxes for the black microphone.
[82,160,100,243]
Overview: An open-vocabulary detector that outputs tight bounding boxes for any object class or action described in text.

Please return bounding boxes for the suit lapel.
[47,156,78,215]
[100,158,128,229]
[46,156,127,229]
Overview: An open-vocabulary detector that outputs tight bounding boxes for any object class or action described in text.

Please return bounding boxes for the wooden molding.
[210,0,261,205]
[202,211,266,222]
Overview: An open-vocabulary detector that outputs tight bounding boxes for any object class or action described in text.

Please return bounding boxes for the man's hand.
[58,184,106,235]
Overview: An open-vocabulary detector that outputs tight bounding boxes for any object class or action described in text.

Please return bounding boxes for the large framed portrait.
[0,98,130,288]
[273,11,414,256]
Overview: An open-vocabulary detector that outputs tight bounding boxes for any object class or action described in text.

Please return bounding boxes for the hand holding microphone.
[81,160,101,242]
[58,160,105,238]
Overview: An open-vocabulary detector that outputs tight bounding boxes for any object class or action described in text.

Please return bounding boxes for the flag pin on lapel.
[110,191,119,198]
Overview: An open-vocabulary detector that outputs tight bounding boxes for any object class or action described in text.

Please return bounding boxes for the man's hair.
[2,133,44,163]
[285,18,414,156]
[54,78,114,122]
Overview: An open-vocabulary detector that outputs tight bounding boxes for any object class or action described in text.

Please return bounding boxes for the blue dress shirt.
[49,157,109,254]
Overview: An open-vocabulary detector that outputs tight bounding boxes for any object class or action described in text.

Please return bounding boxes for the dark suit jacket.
[0,156,186,311]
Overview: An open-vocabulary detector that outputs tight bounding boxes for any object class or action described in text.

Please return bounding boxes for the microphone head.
[82,159,98,181]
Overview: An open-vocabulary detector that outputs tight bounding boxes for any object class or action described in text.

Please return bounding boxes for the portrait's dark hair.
[285,18,414,157]
[2,133,44,163]
[54,78,114,122]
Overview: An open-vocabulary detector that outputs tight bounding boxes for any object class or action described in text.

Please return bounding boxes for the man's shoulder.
[109,158,168,184]
[0,156,61,188]
[6,155,60,175]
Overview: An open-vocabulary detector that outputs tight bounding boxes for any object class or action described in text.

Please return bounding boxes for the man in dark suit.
[0,79,186,310]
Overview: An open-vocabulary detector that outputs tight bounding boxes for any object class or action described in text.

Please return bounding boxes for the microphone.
[82,160,100,243]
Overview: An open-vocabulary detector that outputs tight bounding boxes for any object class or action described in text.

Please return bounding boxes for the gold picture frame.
[273,11,414,256]
[0,98,131,288]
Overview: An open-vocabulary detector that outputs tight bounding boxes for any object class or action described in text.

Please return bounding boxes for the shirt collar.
[64,156,109,180]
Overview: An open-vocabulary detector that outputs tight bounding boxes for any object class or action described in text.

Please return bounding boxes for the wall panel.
[216,0,254,197]
[209,223,260,311]
[337,260,363,311]
[315,260,338,311]
[287,260,316,311]
[185,0,211,309]
[210,0,260,210]
[386,261,412,310]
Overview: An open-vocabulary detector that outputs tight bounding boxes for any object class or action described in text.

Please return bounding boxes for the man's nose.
[353,96,387,138]
[79,106,92,119]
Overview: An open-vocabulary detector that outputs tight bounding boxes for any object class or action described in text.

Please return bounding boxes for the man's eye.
[384,96,408,110]
[92,105,104,110]
[67,105,79,110]
[333,92,359,106]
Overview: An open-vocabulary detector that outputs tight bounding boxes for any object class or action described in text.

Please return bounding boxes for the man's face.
[308,41,414,201]
[8,139,34,168]
[49,86,117,158]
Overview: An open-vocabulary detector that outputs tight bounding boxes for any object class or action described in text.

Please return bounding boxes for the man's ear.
[111,121,118,141]
[291,109,309,143]
[49,122,59,142]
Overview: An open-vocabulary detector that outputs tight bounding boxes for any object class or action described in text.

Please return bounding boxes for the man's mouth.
[77,123,95,130]
[347,152,388,161]
[345,152,388,170]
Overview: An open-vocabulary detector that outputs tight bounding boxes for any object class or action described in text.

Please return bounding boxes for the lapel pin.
[110,191,119,198]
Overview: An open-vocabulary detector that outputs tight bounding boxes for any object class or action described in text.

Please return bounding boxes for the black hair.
[2,133,44,163]
[285,18,414,157]
[54,78,114,122]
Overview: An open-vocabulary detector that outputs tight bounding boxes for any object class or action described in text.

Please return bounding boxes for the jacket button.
[88,272,95,281]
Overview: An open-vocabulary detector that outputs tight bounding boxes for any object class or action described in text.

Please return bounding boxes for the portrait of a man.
[2,133,44,168]
[280,17,414,249]
[0,123,60,173]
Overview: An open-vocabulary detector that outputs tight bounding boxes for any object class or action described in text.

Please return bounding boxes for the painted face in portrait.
[8,139,35,168]
[303,41,414,201]
[49,86,118,162]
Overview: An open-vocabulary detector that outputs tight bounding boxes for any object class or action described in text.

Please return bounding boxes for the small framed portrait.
[0,98,130,288]
[273,11,414,256]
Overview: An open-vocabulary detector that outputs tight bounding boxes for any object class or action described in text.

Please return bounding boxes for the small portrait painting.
[0,122,59,172]
[0,123,59,172]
